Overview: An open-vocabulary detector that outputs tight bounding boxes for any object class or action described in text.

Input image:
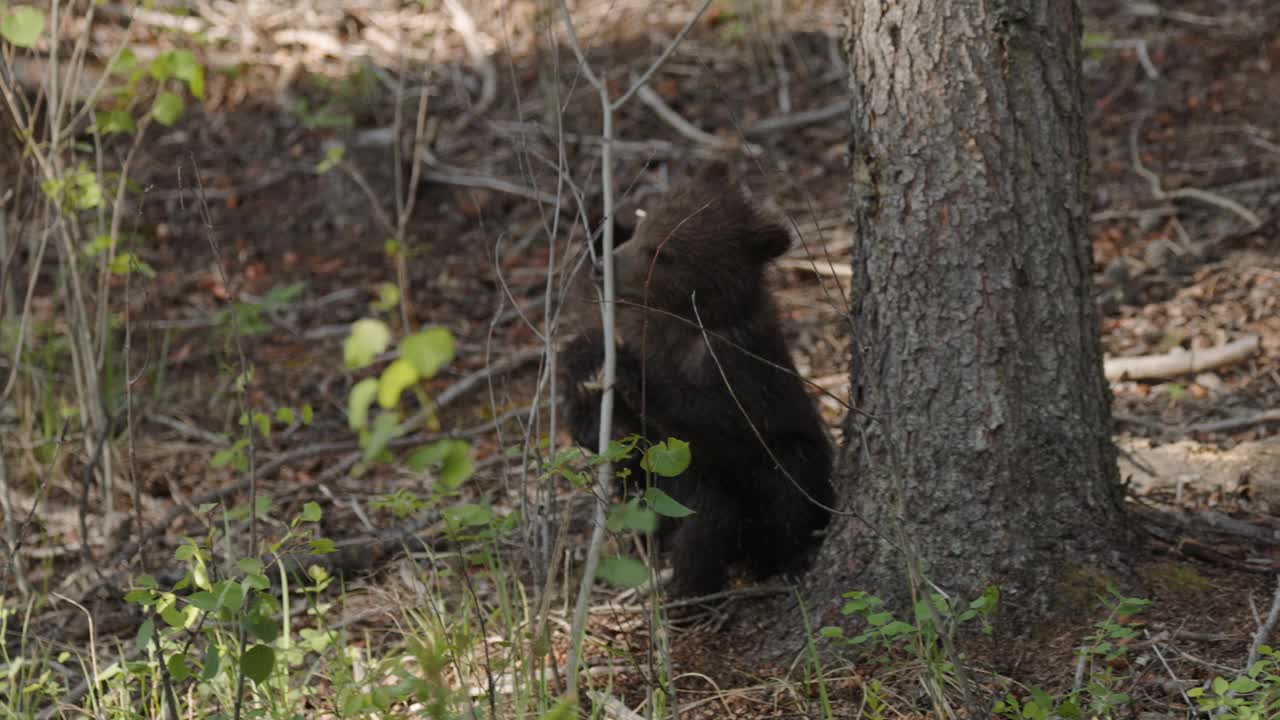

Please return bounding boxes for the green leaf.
[641,438,691,478]
[149,52,175,82]
[866,611,893,627]
[344,318,392,369]
[135,618,155,650]
[301,404,314,425]
[109,252,156,278]
[439,441,473,490]
[167,652,192,682]
[1111,596,1150,616]
[83,234,114,257]
[444,503,492,528]
[275,407,296,425]
[596,556,648,588]
[299,502,322,523]
[1028,687,1052,710]
[242,614,279,643]
[210,445,245,471]
[94,110,136,135]
[407,439,454,472]
[151,91,184,126]
[1056,699,1082,720]
[348,378,379,430]
[880,621,914,637]
[377,359,419,409]
[109,48,137,76]
[200,644,221,680]
[969,585,999,614]
[400,327,455,378]
[42,169,102,210]
[170,49,204,98]
[538,698,577,720]
[188,591,220,613]
[643,487,693,518]
[315,144,345,174]
[602,436,639,462]
[213,580,244,610]
[607,499,657,533]
[372,282,399,311]
[1212,676,1229,695]
[817,626,844,638]
[309,538,336,554]
[240,644,275,683]
[1,7,45,48]
[362,411,403,461]
[1228,676,1261,694]
[161,603,195,628]
[252,411,271,439]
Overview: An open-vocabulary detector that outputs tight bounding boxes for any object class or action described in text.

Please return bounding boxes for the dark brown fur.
[561,165,835,596]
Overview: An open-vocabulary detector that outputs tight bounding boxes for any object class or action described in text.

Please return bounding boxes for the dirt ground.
[4,0,1280,716]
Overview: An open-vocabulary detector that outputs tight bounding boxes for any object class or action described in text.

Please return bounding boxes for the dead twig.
[1248,575,1280,670]
[775,257,852,279]
[420,167,560,206]
[1182,409,1280,436]
[634,82,763,156]
[1130,115,1262,229]
[745,100,848,136]
[1140,520,1275,574]
[556,0,715,704]
[1195,510,1280,547]
[1104,334,1260,382]
[1145,630,1196,711]
[1126,3,1249,29]
[1087,38,1160,79]
[586,692,645,720]
[141,170,294,204]
[443,0,497,123]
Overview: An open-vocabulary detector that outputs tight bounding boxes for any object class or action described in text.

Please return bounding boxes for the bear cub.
[561,164,835,596]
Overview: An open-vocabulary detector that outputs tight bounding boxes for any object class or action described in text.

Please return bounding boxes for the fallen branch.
[1139,519,1275,575]
[775,257,852,279]
[1183,409,1280,435]
[1130,115,1263,229]
[419,168,560,206]
[1248,575,1280,670]
[1195,510,1280,546]
[745,100,848,136]
[634,83,763,156]
[586,692,645,720]
[443,0,497,123]
[1104,334,1260,382]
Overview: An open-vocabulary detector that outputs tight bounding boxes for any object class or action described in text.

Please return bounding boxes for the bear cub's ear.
[589,211,637,259]
[748,221,792,261]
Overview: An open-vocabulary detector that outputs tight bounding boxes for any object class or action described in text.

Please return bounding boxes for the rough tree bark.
[806,1,1132,627]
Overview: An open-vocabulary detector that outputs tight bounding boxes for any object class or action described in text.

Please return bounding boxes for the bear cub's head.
[609,163,791,325]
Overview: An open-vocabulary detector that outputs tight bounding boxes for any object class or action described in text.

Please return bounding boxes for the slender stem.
[564,79,615,701]
[612,0,715,110]
[557,0,711,702]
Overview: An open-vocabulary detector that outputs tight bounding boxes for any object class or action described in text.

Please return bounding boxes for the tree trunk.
[809,0,1132,627]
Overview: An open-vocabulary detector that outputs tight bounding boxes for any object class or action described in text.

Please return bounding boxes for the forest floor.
[3,0,1280,717]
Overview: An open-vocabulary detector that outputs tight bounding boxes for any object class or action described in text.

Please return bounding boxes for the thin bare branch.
[612,0,715,109]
